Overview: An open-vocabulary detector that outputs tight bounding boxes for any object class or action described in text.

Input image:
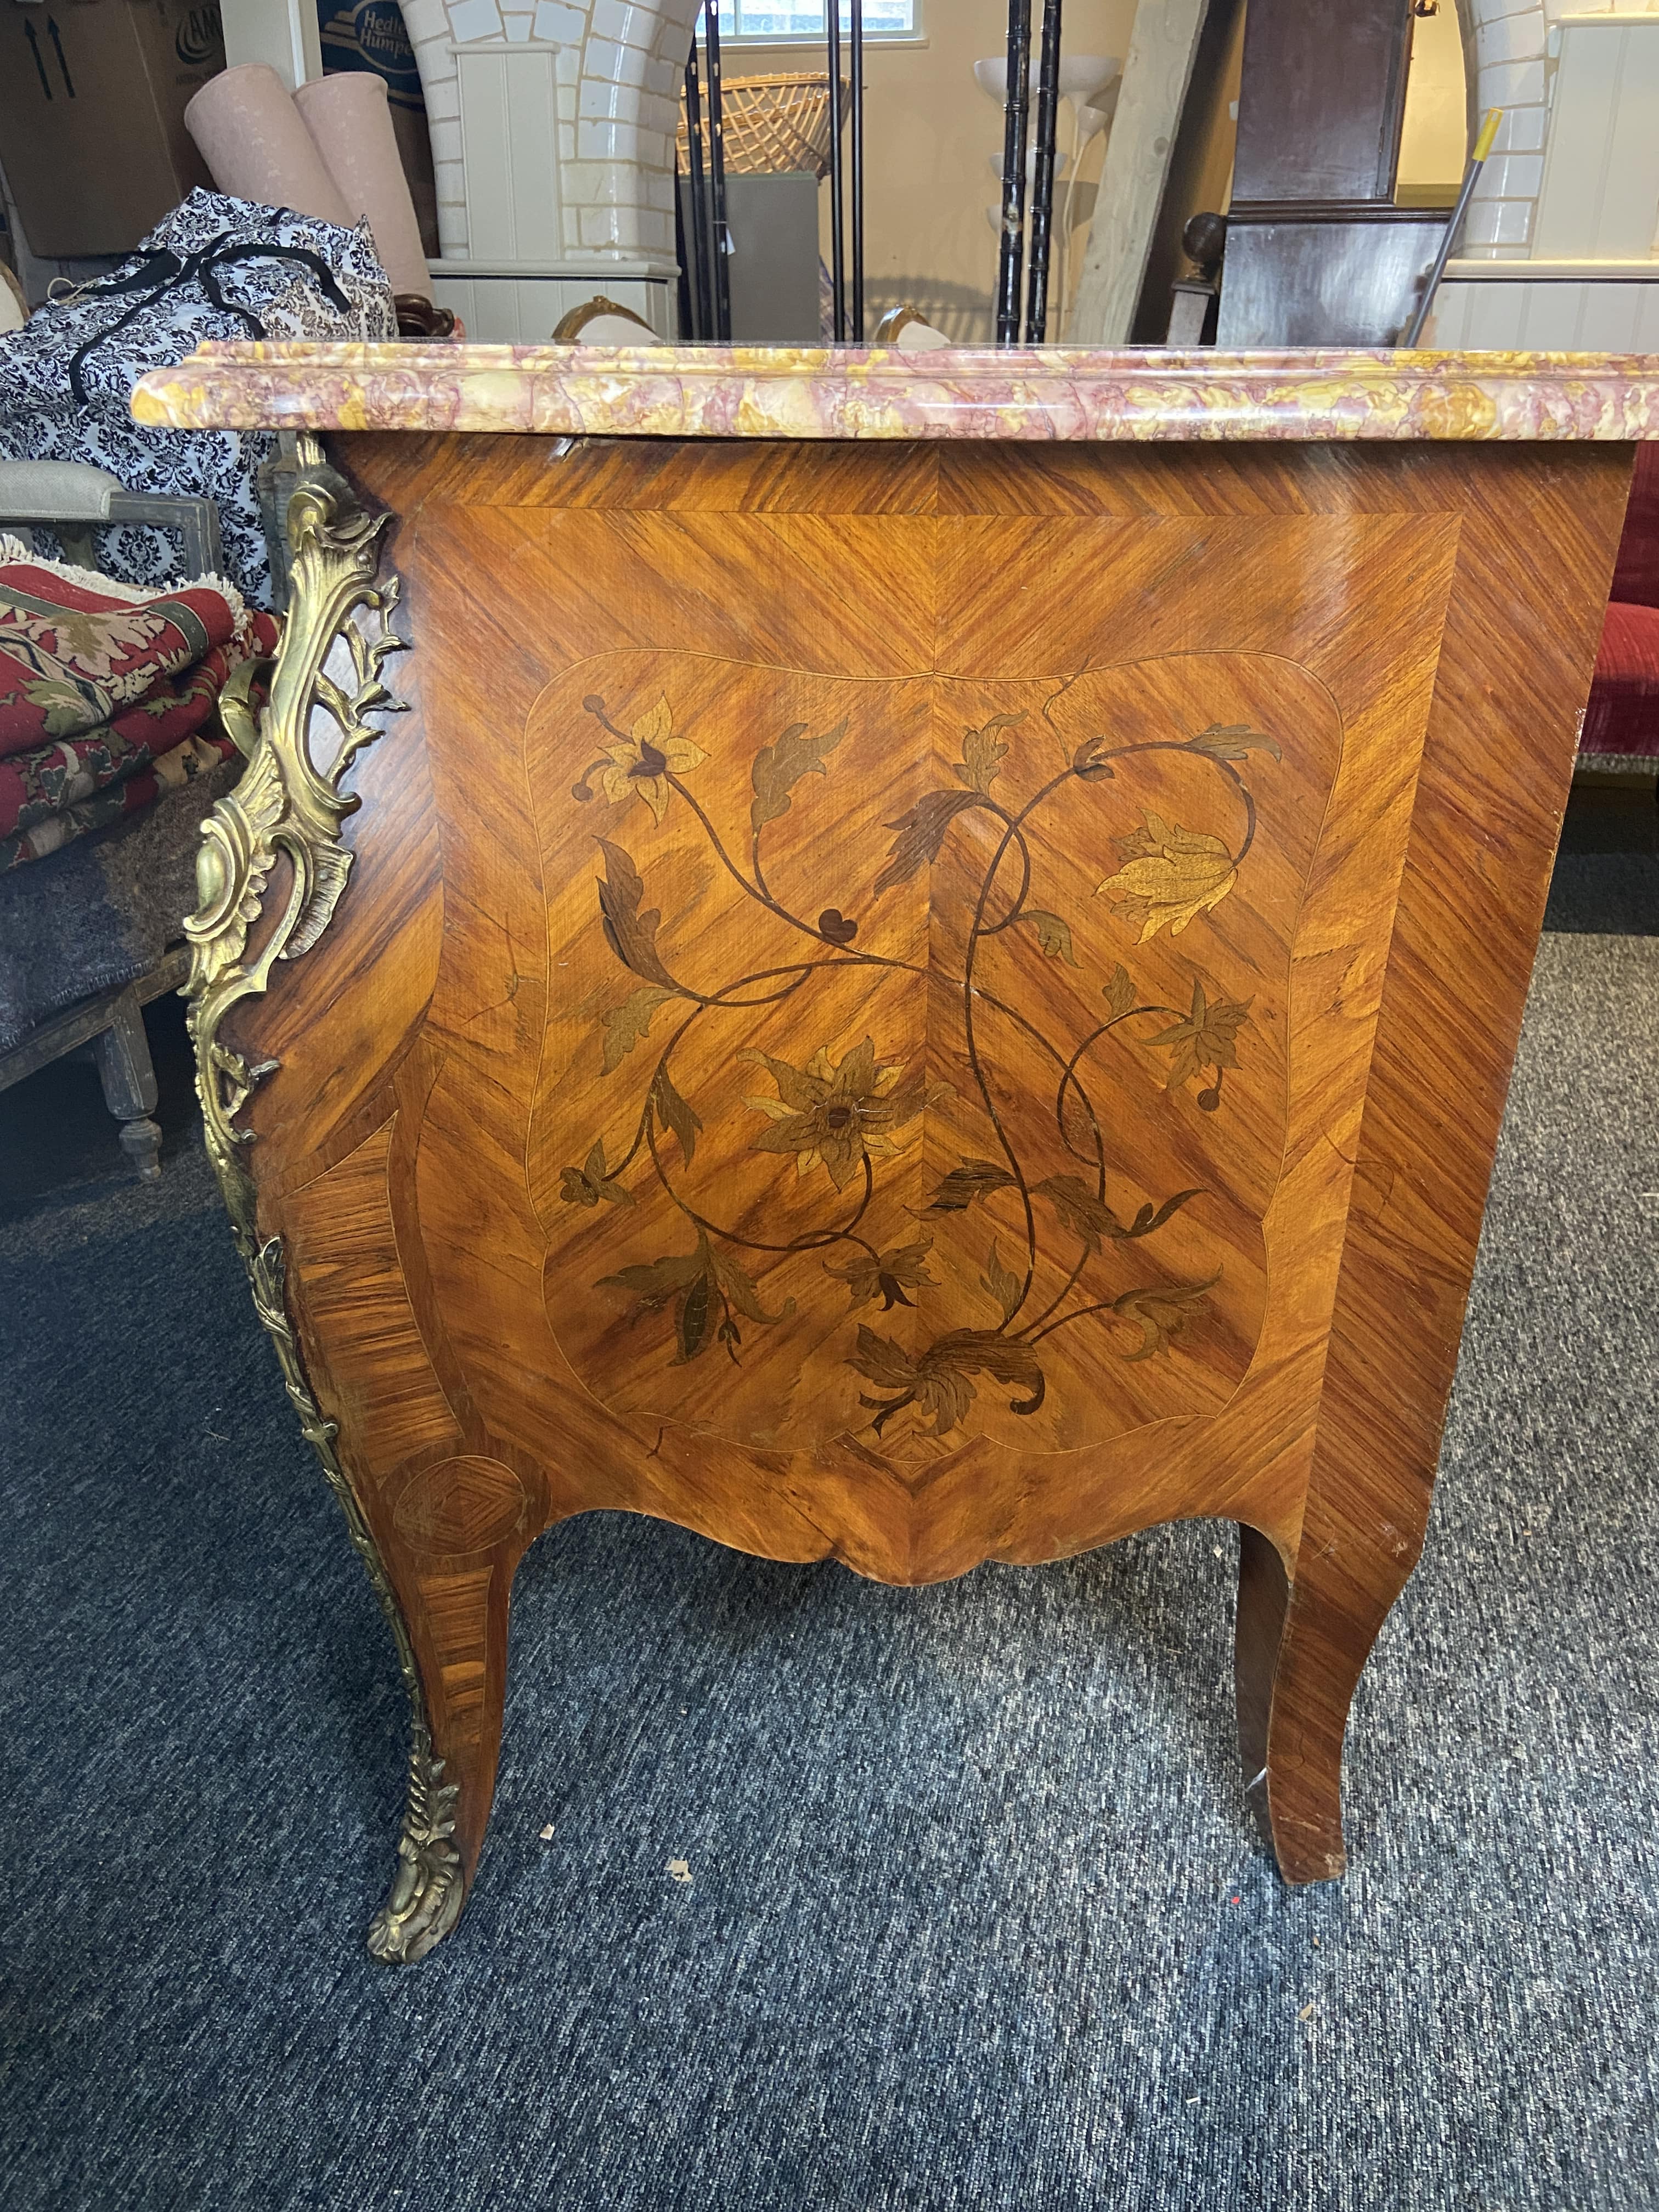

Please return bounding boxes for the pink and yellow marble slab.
[132,341,1659,443]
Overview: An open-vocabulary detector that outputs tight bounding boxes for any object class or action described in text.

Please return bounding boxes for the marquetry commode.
[132,344,1658,1962]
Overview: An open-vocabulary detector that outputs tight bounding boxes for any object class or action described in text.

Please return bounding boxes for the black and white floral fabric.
[0,191,394,609]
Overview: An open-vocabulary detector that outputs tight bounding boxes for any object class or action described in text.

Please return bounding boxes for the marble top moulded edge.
[129,341,1659,442]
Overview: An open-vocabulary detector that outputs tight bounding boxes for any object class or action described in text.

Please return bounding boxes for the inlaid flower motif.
[742,1036,928,1192]
[826,1237,936,1310]
[599,696,706,824]
[1144,979,1254,1103]
[1096,811,1236,941]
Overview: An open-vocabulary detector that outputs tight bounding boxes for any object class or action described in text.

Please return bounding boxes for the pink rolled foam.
[184,64,354,229]
[294,74,432,300]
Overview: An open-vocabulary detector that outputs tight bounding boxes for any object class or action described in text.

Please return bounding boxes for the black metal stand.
[683,40,714,340]
[707,0,732,342]
[827,4,846,340]
[673,148,693,340]
[995,0,1032,346]
[1023,0,1063,341]
[849,0,865,341]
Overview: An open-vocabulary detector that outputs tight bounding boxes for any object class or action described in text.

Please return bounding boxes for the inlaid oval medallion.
[392,1455,527,1559]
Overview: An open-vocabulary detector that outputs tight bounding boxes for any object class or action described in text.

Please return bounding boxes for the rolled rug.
[294,74,432,301]
[184,64,353,229]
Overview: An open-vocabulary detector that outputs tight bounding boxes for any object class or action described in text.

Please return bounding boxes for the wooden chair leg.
[89,989,162,1182]
[1234,1515,1419,1885]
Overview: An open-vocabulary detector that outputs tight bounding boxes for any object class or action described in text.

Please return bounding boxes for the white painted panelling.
[221,0,324,87]
[1574,283,1645,349]
[507,53,565,258]
[1534,21,1659,259]
[428,269,675,338]
[1430,275,1659,347]
[1425,284,1474,347]
[1470,280,1528,346]
[459,49,563,259]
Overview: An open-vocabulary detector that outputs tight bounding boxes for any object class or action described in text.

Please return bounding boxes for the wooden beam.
[1068,0,1211,345]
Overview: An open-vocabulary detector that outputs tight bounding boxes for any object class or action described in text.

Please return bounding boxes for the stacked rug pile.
[0,548,281,1059]
[0,543,278,874]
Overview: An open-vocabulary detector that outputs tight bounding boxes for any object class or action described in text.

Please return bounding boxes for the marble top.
[131,342,1659,443]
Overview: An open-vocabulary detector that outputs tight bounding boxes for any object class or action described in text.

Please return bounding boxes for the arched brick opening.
[400,0,701,265]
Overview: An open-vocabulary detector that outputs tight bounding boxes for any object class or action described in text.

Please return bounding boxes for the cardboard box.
[0,1,226,258]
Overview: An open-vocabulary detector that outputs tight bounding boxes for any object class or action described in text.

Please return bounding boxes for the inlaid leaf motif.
[1188,722,1283,763]
[851,1326,1046,1437]
[1103,963,1136,1021]
[1020,909,1079,966]
[708,1245,794,1327]
[980,1239,1023,1322]
[1096,812,1237,943]
[1132,1188,1205,1234]
[874,789,981,896]
[751,715,848,833]
[926,1159,1018,1214]
[953,709,1025,793]
[597,1232,788,1366]
[826,1239,936,1310]
[931,1330,1045,1414]
[1113,1272,1220,1362]
[849,1325,919,1393]
[558,1137,636,1207]
[650,1060,702,1165]
[600,984,677,1074]
[914,1365,975,1436]
[1144,980,1254,1093]
[1035,1175,1203,1251]
[675,1272,714,1363]
[595,838,674,986]
[596,1244,707,1314]
[1034,1174,1120,1252]
[851,1336,973,1440]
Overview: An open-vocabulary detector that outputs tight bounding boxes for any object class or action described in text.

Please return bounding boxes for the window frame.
[701,2,924,47]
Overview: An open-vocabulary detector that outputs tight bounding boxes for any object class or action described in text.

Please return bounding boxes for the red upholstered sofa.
[1582,440,1659,759]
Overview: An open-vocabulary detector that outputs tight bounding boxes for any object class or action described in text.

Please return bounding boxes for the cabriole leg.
[1234,1511,1423,1885]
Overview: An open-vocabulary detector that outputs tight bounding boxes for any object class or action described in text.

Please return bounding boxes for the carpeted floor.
[2,850,1656,2212]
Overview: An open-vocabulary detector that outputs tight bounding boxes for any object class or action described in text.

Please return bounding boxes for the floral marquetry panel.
[178,416,1638,1950]
[527,654,1341,1465]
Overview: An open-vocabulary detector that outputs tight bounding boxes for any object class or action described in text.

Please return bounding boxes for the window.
[697,3,920,41]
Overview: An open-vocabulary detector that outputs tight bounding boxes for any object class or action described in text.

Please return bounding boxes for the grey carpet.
[1,850,1655,2211]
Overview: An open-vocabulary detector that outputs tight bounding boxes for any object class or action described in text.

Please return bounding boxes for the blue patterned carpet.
[2,851,1655,2211]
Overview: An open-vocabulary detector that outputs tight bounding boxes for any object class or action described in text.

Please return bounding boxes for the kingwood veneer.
[134,343,1658,1962]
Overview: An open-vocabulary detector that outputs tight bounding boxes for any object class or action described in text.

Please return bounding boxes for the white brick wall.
[1457,0,1659,262]
[405,0,699,265]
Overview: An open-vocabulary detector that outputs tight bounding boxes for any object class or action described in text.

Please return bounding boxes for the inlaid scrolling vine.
[560,690,1280,1444]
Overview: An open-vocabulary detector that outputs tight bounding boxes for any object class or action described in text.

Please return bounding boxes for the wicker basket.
[677,74,848,180]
